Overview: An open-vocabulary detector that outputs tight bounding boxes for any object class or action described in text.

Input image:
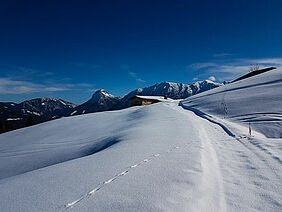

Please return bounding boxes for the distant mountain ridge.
[123,80,221,100]
[69,80,222,115]
[0,98,76,133]
[0,80,221,133]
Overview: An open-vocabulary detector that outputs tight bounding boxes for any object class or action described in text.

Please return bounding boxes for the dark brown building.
[129,96,164,106]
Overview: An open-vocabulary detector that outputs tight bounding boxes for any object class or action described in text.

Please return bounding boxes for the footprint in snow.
[104,178,116,184]
[88,187,101,195]
[119,170,129,176]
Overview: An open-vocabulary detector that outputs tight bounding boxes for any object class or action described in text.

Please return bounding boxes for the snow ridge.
[180,68,282,138]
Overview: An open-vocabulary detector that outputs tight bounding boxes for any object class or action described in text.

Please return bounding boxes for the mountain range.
[0,98,76,133]
[0,80,221,133]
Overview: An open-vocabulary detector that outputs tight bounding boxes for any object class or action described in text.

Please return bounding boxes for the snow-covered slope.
[0,106,134,180]
[0,101,281,212]
[180,68,282,138]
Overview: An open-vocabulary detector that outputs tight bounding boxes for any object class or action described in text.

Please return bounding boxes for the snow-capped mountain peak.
[90,89,116,102]
[70,89,121,115]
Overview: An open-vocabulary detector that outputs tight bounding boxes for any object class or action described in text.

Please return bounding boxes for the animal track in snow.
[62,144,183,211]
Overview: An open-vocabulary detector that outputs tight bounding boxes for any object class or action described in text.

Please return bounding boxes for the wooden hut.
[129,95,165,106]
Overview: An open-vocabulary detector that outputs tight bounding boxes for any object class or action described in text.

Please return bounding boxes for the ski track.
[168,103,227,212]
[62,145,181,211]
[179,101,282,175]
[234,137,281,179]
[196,124,227,212]
[201,111,282,178]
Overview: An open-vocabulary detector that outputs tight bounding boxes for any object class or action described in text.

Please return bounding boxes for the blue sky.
[0,0,282,104]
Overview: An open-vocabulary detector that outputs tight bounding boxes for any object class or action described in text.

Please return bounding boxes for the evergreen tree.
[4,121,13,132]
[0,121,4,133]
[25,116,36,127]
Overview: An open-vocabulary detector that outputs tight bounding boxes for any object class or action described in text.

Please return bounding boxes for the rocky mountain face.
[19,98,76,118]
[1,80,221,133]
[0,98,76,133]
[67,89,121,116]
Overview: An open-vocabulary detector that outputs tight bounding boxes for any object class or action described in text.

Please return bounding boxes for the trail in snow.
[177,102,282,211]
[195,124,227,212]
[181,102,282,173]
[166,103,227,212]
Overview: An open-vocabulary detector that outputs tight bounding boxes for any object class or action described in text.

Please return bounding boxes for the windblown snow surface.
[0,70,281,212]
[180,68,282,138]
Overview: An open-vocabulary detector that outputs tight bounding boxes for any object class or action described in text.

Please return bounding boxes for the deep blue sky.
[0,0,282,104]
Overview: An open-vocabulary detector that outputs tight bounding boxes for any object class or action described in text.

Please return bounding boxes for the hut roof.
[130,95,168,101]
